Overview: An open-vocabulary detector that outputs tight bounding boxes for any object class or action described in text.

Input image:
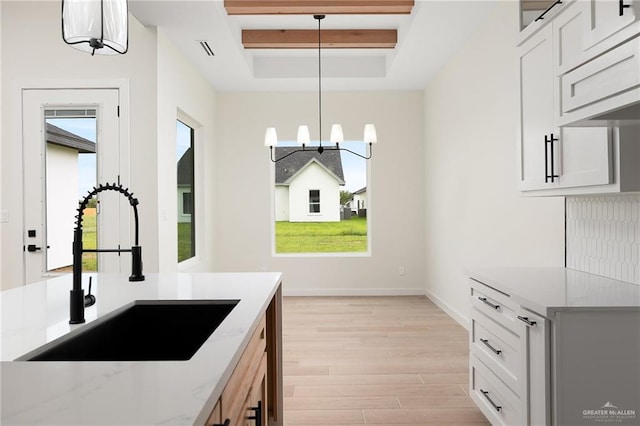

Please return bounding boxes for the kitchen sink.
[17,300,239,361]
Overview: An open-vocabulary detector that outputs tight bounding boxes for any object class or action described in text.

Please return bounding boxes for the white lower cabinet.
[518,309,550,426]
[470,354,523,426]
[470,277,640,426]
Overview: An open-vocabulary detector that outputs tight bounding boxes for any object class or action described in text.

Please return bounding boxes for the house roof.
[275,147,345,185]
[354,187,367,195]
[46,123,96,153]
[177,147,193,186]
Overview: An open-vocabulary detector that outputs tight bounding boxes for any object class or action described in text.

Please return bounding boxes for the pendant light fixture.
[265,15,377,163]
[62,0,129,56]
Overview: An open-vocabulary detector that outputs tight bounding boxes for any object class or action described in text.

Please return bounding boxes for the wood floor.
[282,296,490,426]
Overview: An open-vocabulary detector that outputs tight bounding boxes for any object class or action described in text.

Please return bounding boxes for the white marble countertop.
[468,267,640,315]
[0,272,282,425]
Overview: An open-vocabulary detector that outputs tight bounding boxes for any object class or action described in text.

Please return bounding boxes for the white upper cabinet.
[517,20,613,194]
[583,0,638,51]
[517,0,640,196]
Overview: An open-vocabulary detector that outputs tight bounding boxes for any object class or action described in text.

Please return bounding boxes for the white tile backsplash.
[566,194,640,284]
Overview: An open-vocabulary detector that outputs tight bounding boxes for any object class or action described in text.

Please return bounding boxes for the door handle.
[619,0,631,16]
[544,133,559,183]
[248,400,262,425]
[27,244,42,252]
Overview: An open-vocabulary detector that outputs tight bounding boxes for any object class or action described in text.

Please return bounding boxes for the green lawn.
[275,217,367,253]
[81,213,97,271]
[178,222,193,262]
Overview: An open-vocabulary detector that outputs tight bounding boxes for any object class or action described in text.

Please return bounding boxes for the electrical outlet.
[399,267,405,276]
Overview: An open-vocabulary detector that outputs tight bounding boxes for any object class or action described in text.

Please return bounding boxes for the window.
[182,192,192,215]
[309,190,320,213]
[177,120,195,262]
[272,141,369,254]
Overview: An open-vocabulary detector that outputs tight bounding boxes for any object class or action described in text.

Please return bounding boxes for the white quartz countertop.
[0,272,282,425]
[468,267,640,315]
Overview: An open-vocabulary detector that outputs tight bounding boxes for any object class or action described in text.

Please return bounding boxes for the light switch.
[0,210,8,223]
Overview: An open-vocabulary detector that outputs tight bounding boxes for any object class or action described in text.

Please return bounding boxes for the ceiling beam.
[242,29,397,49]
[225,0,414,15]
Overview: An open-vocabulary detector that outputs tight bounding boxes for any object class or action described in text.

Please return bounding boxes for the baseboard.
[424,288,469,330]
[282,288,426,297]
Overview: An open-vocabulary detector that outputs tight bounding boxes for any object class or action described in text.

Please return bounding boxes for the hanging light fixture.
[265,15,377,163]
[62,0,129,56]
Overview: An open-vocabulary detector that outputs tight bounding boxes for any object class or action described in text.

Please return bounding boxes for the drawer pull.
[535,0,562,21]
[248,400,262,425]
[480,389,502,412]
[213,420,230,426]
[478,297,500,310]
[518,316,537,326]
[480,338,502,355]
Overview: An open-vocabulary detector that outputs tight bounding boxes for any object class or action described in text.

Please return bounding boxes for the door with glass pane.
[22,89,122,285]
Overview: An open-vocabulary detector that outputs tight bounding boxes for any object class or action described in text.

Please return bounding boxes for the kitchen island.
[0,272,283,425]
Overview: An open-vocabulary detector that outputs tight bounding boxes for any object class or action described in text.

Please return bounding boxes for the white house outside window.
[309,190,320,213]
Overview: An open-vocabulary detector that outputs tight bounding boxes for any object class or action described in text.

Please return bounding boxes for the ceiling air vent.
[198,40,215,56]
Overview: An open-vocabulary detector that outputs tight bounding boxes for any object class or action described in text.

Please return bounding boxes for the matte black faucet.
[70,183,145,324]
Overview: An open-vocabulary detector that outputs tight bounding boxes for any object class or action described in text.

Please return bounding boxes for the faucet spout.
[70,183,144,324]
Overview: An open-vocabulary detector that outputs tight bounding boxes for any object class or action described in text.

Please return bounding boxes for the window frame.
[176,118,196,264]
[308,189,321,214]
[269,141,372,258]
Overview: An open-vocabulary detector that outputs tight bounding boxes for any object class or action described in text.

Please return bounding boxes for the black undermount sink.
[17,300,239,362]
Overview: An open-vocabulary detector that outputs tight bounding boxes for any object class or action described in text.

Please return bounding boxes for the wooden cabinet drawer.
[470,309,522,395]
[470,354,523,426]
[470,279,519,334]
[561,35,640,115]
[221,315,266,425]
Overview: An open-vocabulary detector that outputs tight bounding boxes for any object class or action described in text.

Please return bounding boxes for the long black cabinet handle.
[518,316,537,326]
[248,400,262,425]
[620,0,631,15]
[480,389,502,412]
[478,297,500,310]
[213,420,230,426]
[535,0,563,21]
[480,338,503,355]
[544,133,559,183]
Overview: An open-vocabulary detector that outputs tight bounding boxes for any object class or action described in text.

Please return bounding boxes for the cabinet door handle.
[544,133,559,183]
[248,400,262,425]
[213,420,230,426]
[518,315,537,326]
[478,297,500,310]
[480,389,502,412]
[535,0,563,21]
[619,0,631,15]
[480,338,503,355]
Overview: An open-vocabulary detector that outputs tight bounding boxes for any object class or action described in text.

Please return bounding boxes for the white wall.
[0,2,3,288]
[422,1,565,325]
[1,1,158,290]
[156,30,217,272]
[289,162,341,222]
[214,91,426,295]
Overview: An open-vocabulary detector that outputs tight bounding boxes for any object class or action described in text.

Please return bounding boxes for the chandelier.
[264,15,377,163]
[62,0,129,56]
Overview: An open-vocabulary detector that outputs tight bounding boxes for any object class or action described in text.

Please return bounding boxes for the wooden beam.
[242,29,397,49]
[225,0,414,15]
